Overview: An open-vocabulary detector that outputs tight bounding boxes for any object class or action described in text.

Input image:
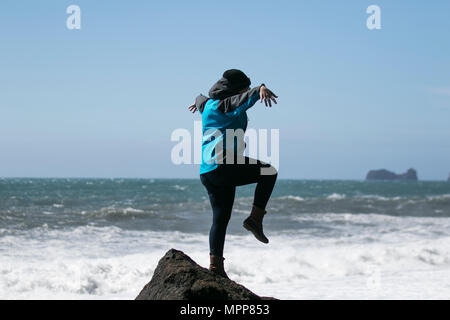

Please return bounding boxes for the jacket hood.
[195,74,252,112]
[208,77,249,100]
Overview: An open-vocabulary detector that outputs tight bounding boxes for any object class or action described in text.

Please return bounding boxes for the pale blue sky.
[0,0,449,180]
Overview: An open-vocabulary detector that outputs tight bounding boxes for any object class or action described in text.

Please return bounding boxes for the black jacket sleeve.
[195,94,209,113]
[217,84,264,114]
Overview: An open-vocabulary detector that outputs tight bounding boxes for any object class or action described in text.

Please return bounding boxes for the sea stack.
[448,173,450,182]
[366,168,418,181]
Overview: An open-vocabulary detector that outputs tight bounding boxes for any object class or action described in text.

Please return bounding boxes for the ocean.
[1,178,449,300]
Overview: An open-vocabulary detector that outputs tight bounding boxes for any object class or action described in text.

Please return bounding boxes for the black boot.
[243,205,269,244]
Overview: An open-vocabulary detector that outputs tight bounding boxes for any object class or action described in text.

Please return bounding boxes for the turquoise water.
[1,178,449,233]
[1,178,449,299]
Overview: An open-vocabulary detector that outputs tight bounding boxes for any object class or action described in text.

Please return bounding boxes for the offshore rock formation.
[366,168,418,181]
[136,249,276,300]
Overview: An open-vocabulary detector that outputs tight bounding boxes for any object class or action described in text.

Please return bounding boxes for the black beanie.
[222,69,251,91]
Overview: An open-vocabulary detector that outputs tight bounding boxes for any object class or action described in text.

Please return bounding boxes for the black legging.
[200,156,278,257]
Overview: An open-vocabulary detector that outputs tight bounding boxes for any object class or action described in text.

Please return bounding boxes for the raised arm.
[218,84,278,114]
[188,94,210,114]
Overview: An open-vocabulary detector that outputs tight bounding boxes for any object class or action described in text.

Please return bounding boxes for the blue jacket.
[195,78,263,175]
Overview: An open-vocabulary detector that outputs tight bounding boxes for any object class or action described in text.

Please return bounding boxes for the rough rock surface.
[366,168,418,181]
[136,249,276,300]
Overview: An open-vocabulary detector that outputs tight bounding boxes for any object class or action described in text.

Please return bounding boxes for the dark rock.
[448,173,450,182]
[136,249,276,300]
[366,168,418,181]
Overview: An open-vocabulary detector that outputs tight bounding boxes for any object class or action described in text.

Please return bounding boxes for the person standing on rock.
[188,69,279,278]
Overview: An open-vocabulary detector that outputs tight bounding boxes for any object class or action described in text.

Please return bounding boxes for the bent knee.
[260,165,278,177]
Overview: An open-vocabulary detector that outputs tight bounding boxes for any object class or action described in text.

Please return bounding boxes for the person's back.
[195,70,264,174]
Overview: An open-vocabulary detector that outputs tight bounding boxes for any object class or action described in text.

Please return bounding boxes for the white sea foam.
[427,194,450,201]
[277,195,305,202]
[291,213,450,238]
[123,207,145,214]
[85,206,147,217]
[327,193,346,200]
[1,216,449,300]
[357,195,402,201]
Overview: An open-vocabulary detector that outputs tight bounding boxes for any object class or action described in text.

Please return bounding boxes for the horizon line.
[0,176,448,182]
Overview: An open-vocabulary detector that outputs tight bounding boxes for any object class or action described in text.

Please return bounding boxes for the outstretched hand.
[188,103,197,114]
[259,85,278,107]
